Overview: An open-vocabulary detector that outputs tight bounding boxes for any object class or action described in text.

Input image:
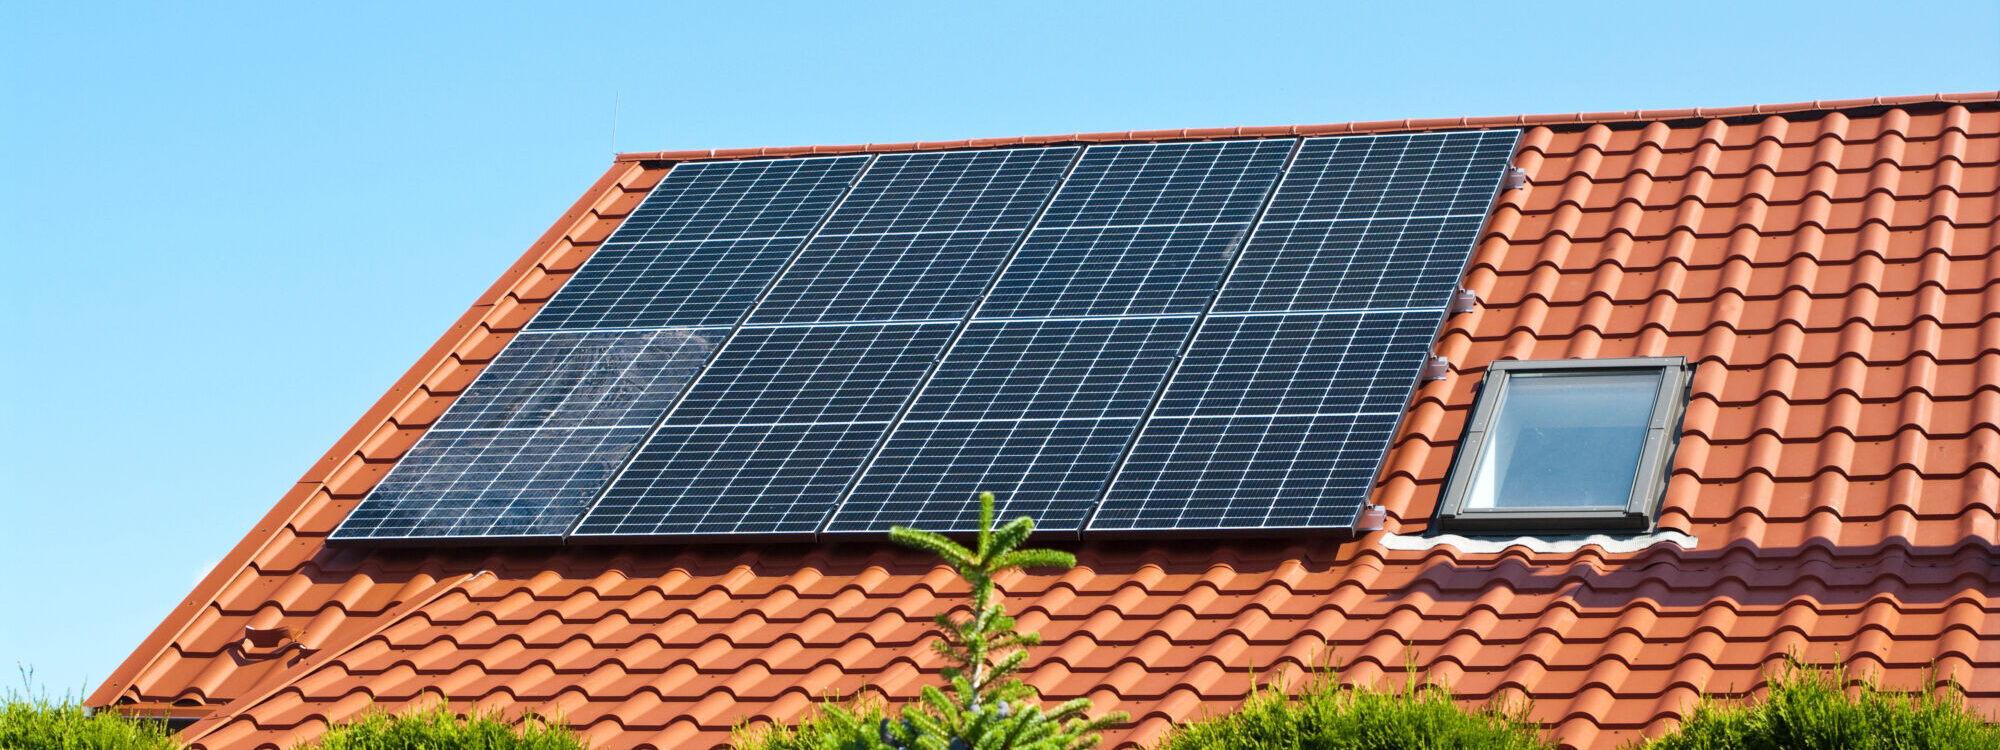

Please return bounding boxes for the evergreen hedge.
[0,696,181,750]
[1152,672,1553,750]
[296,701,584,750]
[1639,657,2000,749]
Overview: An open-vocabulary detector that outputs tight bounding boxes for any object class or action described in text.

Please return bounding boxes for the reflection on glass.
[1466,371,1659,510]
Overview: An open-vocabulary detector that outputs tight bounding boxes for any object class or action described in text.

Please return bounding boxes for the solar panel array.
[332,129,1518,543]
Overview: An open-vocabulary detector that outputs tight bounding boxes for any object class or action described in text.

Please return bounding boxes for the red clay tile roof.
[94,92,2000,750]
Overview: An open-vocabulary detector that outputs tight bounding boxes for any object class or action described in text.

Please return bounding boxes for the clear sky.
[2,0,1995,699]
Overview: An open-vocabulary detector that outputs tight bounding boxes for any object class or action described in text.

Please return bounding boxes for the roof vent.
[1449,288,1479,315]
[1421,356,1451,382]
[242,626,299,649]
[1502,167,1529,190]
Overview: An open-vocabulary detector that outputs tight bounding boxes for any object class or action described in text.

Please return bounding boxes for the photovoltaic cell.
[829,316,1194,532]
[660,323,956,425]
[332,328,716,540]
[1092,413,1399,530]
[1036,140,1292,228]
[529,156,868,331]
[1214,217,1482,313]
[342,129,1519,544]
[571,321,957,537]
[1089,130,1517,533]
[826,418,1140,533]
[750,148,1075,325]
[1154,310,1443,418]
[819,148,1077,236]
[980,140,1291,318]
[1262,130,1519,223]
[903,317,1195,422]
[574,421,890,537]
[980,224,1250,318]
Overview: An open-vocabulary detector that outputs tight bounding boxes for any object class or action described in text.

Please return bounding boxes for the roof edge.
[613,91,2000,164]
[86,161,650,710]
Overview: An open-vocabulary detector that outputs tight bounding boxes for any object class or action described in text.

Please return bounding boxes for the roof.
[94,92,2000,750]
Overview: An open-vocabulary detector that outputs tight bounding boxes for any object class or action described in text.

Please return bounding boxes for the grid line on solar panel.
[527,155,869,331]
[1090,412,1400,531]
[1151,310,1442,418]
[900,317,1195,423]
[574,421,890,537]
[747,230,1027,325]
[979,223,1252,318]
[745,148,1075,325]
[972,140,1293,319]
[332,328,716,540]
[430,329,723,431]
[337,426,655,539]
[1214,217,1481,313]
[1035,140,1293,228]
[816,148,1077,236]
[1261,130,1519,223]
[825,417,1139,533]
[661,322,955,426]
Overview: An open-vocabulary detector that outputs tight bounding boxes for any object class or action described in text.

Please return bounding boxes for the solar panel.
[825,418,1141,534]
[530,156,868,331]
[979,140,1290,319]
[902,317,1195,421]
[748,146,1076,326]
[1088,130,1517,533]
[574,421,892,537]
[338,128,1520,544]
[1153,310,1445,418]
[571,321,955,538]
[1091,412,1401,531]
[828,316,1194,533]
[1262,130,1519,222]
[331,328,717,540]
[1214,217,1483,313]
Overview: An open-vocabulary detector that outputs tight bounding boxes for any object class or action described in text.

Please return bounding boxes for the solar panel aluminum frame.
[1081,128,1522,539]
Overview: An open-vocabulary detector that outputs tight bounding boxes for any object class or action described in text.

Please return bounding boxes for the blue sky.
[2,0,1994,698]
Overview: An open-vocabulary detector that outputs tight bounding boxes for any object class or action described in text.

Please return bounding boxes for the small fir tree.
[758,492,1124,750]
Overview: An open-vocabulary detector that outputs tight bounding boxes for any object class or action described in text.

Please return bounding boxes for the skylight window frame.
[1434,356,1690,534]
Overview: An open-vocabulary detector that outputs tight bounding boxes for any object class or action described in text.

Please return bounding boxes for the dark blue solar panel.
[1216,217,1483,313]
[818,148,1077,236]
[824,418,1139,533]
[1155,310,1441,418]
[1262,130,1518,222]
[662,323,956,425]
[903,317,1194,421]
[576,421,889,537]
[331,329,716,540]
[980,223,1250,318]
[828,316,1192,533]
[1091,412,1398,531]
[750,148,1075,325]
[570,321,955,537]
[976,141,1290,318]
[1036,140,1292,228]
[530,156,867,331]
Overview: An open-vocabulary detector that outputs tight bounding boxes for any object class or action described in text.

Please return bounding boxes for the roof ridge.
[612,91,2000,164]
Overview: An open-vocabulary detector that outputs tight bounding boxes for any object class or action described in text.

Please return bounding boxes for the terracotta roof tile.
[95,94,2000,750]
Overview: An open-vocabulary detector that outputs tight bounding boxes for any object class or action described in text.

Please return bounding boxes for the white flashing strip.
[1379,529,1698,555]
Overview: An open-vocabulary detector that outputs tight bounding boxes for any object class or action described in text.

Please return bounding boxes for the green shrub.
[1641,657,2000,749]
[297,701,584,750]
[0,696,181,750]
[1152,671,1552,750]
